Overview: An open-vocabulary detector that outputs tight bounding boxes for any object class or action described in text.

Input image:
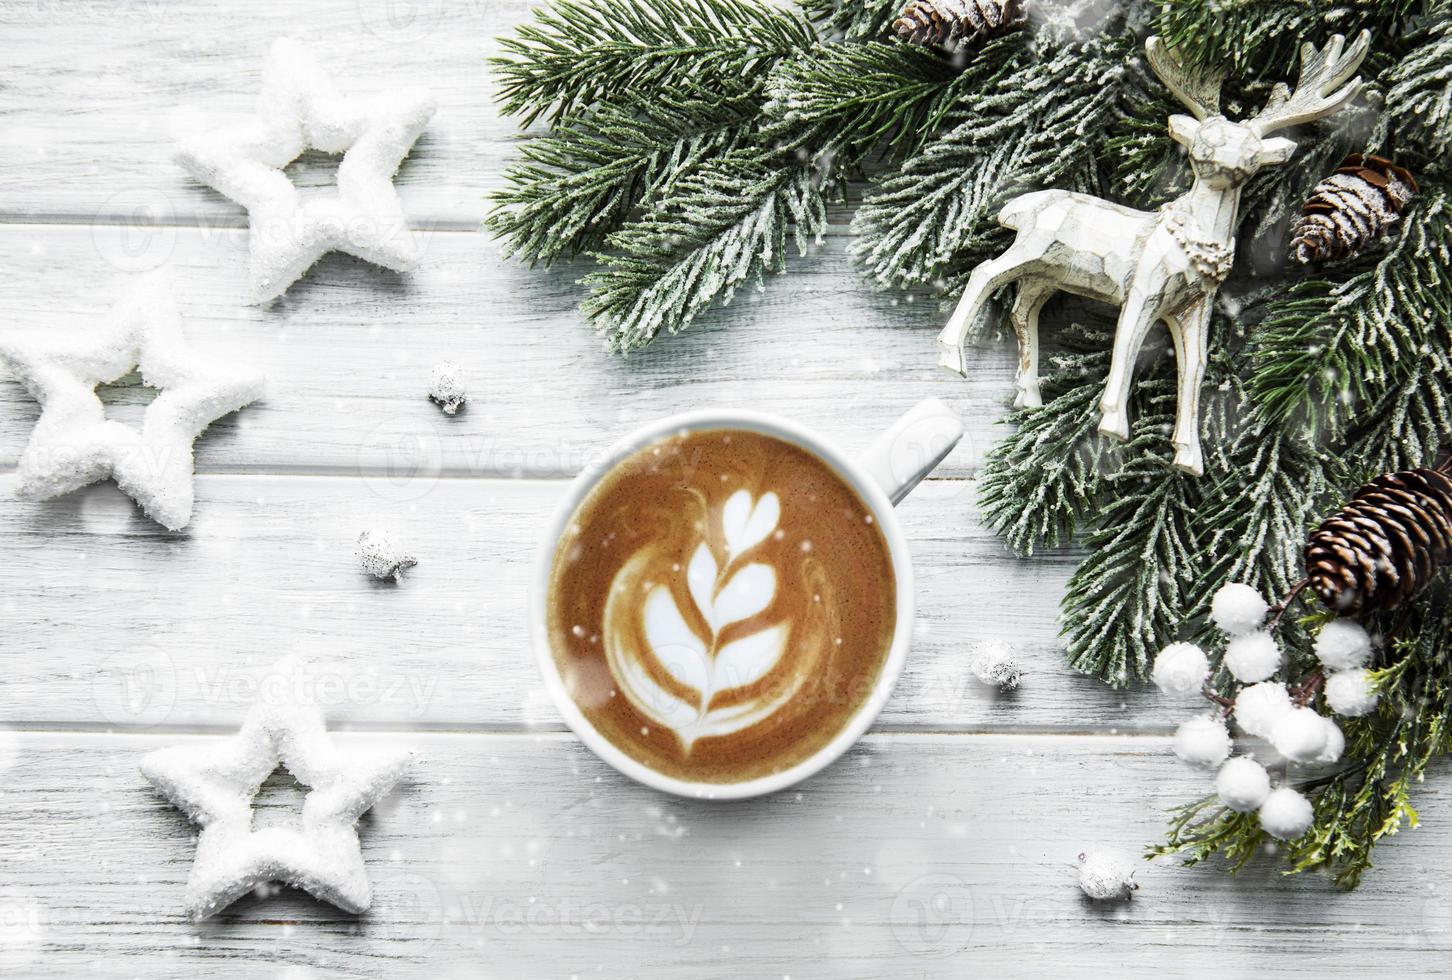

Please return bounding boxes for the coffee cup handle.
[859,398,964,506]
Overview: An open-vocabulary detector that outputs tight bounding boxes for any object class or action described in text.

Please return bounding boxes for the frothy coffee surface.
[547,429,897,784]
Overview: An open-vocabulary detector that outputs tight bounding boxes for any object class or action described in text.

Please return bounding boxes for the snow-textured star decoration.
[175,37,438,302]
[0,272,264,530]
[139,658,414,918]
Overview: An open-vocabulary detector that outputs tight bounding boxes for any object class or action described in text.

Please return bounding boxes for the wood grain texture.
[4,731,1447,979]
[0,0,533,224]
[0,473,1177,733]
[0,224,1024,479]
[0,0,1426,974]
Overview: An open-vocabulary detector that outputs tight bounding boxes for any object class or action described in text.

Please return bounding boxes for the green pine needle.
[1344,354,1452,473]
[1387,1,1452,161]
[1150,0,1425,74]
[1060,384,1203,687]
[493,0,815,126]
[764,40,966,161]
[582,147,829,351]
[1249,189,1452,438]
[487,93,760,264]
[1190,422,1333,618]
[851,32,1127,294]
[978,324,1118,555]
[799,0,904,41]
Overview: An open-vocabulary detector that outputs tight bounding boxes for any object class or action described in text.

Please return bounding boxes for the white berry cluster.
[1152,583,1381,842]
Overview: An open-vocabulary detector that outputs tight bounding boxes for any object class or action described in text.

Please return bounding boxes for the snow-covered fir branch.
[492,0,1452,885]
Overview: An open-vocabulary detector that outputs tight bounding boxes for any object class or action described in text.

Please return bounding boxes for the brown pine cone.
[893,0,1026,52]
[1290,154,1417,265]
[1304,466,1452,615]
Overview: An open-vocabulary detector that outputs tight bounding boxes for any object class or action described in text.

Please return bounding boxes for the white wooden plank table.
[0,3,1445,977]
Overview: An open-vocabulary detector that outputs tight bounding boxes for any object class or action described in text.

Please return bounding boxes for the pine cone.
[1289,154,1417,265]
[1304,466,1452,615]
[893,0,1025,51]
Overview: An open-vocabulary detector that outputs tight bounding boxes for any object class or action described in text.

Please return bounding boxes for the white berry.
[1210,583,1269,635]
[1216,756,1271,812]
[1269,707,1330,763]
[356,529,418,581]
[1077,850,1138,900]
[428,360,468,415]
[1314,619,1372,670]
[1153,642,1209,696]
[1324,668,1379,717]
[1223,631,1281,683]
[1316,717,1345,764]
[1173,715,1232,769]
[1233,681,1292,738]
[1259,787,1314,840]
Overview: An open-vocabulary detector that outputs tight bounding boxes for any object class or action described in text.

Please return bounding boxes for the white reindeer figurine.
[937,32,1369,476]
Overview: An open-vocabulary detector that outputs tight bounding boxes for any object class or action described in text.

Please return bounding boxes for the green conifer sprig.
[1150,0,1425,73]
[851,32,1127,294]
[1058,384,1203,684]
[977,324,1117,556]
[578,38,986,349]
[1189,424,1333,618]
[1345,356,1452,473]
[1249,189,1452,438]
[581,147,829,351]
[1155,579,1452,889]
[1388,2,1452,157]
[763,40,966,160]
[799,0,903,41]
[489,94,761,264]
[493,0,815,125]
[1106,66,1187,206]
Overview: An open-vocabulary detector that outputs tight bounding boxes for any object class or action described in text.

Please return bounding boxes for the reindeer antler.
[1145,36,1224,120]
[1249,31,1370,135]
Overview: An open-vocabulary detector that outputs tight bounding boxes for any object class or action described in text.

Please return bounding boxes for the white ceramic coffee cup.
[530,399,964,799]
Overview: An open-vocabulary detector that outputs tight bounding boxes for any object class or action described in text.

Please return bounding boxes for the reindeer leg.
[1009,283,1054,408]
[936,249,1034,377]
[1166,298,1211,477]
[1098,289,1161,441]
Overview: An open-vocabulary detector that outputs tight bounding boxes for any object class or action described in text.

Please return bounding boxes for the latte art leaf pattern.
[550,428,895,783]
[606,491,801,750]
[722,490,780,559]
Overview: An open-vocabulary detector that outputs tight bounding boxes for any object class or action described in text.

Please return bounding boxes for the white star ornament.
[0,273,264,530]
[175,37,437,302]
[139,662,414,918]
